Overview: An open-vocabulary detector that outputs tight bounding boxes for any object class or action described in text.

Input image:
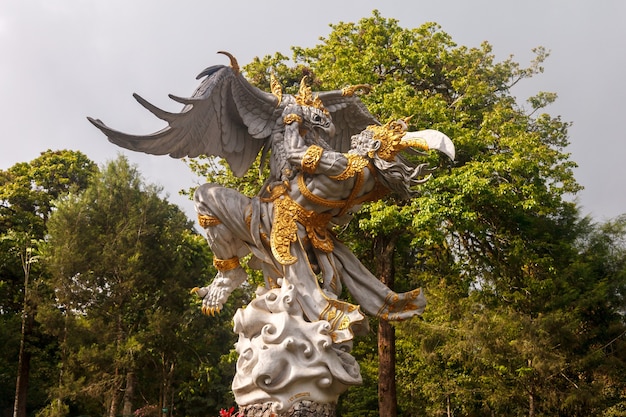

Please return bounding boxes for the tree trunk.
[528,358,534,417]
[160,358,174,417]
[13,312,32,417]
[109,314,124,417]
[108,384,120,417]
[13,245,34,417]
[378,320,397,417]
[122,371,135,417]
[374,234,398,417]
[108,352,122,416]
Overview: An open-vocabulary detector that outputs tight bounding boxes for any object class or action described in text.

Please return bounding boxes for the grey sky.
[1,0,624,222]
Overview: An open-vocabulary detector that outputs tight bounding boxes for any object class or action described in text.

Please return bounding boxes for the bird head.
[293,77,336,143]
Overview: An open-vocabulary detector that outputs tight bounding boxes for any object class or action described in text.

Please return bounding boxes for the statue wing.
[88,57,281,177]
[317,88,380,153]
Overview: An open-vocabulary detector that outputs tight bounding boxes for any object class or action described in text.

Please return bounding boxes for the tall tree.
[4,230,37,417]
[280,11,623,416]
[43,155,238,417]
[181,10,626,415]
[0,150,96,417]
[187,10,624,416]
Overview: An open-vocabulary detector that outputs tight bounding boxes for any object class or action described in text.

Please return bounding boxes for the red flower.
[219,406,236,417]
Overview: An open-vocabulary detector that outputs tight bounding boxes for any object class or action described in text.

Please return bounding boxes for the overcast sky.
[1,0,624,222]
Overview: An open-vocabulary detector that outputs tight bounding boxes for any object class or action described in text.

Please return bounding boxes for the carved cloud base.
[232,282,361,414]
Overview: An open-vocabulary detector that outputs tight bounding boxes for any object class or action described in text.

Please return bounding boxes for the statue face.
[301,106,335,142]
[349,130,380,157]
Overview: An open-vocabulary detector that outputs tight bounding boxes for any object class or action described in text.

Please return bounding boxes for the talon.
[192,286,208,298]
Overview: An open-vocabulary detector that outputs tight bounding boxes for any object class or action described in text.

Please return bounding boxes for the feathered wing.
[88,63,281,177]
[318,89,380,153]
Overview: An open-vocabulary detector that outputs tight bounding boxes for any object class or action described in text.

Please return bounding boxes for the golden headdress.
[366,118,429,161]
[294,77,329,116]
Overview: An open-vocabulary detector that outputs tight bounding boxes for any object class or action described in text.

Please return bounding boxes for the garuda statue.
[89,51,454,415]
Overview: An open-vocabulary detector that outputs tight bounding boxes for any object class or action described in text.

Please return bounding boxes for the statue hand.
[283,119,308,156]
[192,268,247,316]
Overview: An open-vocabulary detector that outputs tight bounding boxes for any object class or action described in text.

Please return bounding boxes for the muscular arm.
[283,121,354,177]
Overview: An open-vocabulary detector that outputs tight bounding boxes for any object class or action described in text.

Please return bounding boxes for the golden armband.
[198,214,221,228]
[301,145,324,174]
[213,256,240,272]
[329,154,370,180]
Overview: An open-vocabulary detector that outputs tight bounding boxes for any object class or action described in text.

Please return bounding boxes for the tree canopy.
[1,154,242,417]
[0,150,97,417]
[41,156,238,417]
[1,10,625,417]
[191,10,626,416]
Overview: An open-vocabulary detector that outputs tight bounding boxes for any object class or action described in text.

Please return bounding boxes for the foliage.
[0,149,97,236]
[41,156,237,416]
[1,150,244,417]
[0,11,625,417]
[220,10,624,416]
[0,150,97,417]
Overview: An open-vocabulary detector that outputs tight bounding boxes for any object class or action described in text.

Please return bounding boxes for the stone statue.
[89,52,454,416]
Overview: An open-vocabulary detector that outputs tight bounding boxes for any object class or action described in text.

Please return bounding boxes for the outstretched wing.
[318,88,380,153]
[88,56,281,177]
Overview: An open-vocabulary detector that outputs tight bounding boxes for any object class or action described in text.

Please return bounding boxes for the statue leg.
[193,183,251,315]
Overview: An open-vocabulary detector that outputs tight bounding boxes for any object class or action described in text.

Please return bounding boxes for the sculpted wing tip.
[89,54,278,174]
[86,116,114,137]
[86,116,171,155]
[132,93,179,123]
[196,64,228,80]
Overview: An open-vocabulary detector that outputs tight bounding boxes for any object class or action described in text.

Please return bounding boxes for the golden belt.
[270,193,334,265]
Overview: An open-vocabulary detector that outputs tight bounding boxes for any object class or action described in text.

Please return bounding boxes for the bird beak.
[316,122,335,139]
[402,129,455,161]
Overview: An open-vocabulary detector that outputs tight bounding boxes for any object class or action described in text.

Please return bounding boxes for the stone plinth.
[238,400,335,417]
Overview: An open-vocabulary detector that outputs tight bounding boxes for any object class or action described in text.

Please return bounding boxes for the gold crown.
[367,118,429,161]
[295,77,329,115]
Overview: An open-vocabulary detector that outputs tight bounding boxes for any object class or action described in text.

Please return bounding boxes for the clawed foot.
[191,268,247,316]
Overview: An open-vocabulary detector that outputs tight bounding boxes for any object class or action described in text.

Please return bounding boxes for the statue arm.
[283,121,351,177]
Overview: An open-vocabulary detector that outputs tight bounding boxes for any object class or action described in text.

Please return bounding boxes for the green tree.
[230,11,570,416]
[277,11,622,417]
[42,156,239,417]
[184,10,626,416]
[0,150,96,417]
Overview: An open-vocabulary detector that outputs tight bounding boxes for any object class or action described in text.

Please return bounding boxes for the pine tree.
[43,156,237,416]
